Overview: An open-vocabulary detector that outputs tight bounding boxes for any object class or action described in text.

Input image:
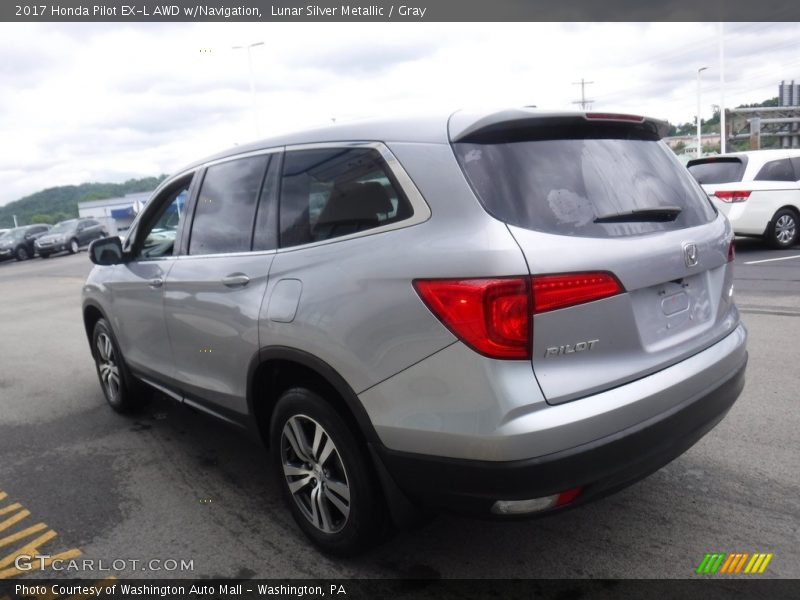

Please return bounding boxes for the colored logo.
[696,552,773,574]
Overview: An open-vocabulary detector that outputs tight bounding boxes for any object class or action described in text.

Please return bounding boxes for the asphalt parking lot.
[0,241,798,580]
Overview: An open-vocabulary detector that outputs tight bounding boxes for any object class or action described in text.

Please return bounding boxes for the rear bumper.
[372,347,747,516]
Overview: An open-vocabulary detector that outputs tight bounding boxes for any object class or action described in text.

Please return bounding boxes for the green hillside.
[0,176,167,228]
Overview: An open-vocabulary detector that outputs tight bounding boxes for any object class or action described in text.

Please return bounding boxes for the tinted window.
[754,158,796,182]
[252,154,279,251]
[189,155,268,255]
[687,157,746,184]
[138,181,191,259]
[455,135,716,238]
[279,147,412,248]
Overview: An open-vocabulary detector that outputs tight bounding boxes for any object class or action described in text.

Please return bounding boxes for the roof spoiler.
[449,109,670,143]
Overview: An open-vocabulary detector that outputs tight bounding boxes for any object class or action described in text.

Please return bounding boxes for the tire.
[270,388,386,555]
[15,246,29,261]
[766,208,799,249]
[91,318,146,413]
[68,238,79,254]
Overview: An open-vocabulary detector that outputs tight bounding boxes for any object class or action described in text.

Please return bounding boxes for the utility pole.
[719,23,726,154]
[13,215,18,227]
[572,78,595,110]
[697,66,709,158]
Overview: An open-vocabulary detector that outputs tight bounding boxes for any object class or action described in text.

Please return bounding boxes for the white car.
[688,149,800,248]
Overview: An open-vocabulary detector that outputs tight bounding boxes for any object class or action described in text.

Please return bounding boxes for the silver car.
[83,108,747,554]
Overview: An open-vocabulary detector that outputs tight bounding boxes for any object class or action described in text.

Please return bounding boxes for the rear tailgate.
[452,111,738,405]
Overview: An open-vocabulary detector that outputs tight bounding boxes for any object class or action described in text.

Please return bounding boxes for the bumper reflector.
[491,486,583,515]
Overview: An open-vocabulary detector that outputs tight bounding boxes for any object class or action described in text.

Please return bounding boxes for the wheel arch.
[247,347,380,449]
[82,301,108,350]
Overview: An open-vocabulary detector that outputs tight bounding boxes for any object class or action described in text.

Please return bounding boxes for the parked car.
[35,218,107,258]
[83,109,747,554]
[0,224,51,261]
[687,149,800,248]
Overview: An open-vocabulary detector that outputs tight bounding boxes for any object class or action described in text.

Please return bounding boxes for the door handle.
[222,274,250,288]
[149,278,163,288]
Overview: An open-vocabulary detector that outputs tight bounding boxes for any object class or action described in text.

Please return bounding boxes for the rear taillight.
[414,278,531,359]
[728,239,736,262]
[531,272,623,314]
[414,272,624,360]
[714,190,751,203]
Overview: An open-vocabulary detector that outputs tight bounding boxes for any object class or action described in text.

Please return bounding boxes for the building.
[78,191,151,233]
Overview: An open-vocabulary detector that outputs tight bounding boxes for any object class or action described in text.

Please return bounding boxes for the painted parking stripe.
[743,254,800,265]
[0,489,84,580]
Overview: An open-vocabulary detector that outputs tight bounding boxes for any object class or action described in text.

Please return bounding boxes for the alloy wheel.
[280,415,351,534]
[96,332,120,401]
[70,239,79,253]
[775,214,797,245]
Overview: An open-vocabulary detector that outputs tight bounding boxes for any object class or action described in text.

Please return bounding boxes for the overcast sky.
[1,21,799,207]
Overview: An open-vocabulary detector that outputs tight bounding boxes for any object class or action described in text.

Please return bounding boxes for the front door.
[109,175,194,384]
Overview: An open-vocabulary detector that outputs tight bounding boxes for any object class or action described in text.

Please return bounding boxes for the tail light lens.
[728,239,736,262]
[714,190,751,203]
[414,272,624,360]
[532,272,623,313]
[413,278,530,359]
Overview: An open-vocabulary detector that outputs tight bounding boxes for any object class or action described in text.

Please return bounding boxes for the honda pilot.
[83,108,748,554]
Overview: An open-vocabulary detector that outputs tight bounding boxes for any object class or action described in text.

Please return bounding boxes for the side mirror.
[89,236,125,265]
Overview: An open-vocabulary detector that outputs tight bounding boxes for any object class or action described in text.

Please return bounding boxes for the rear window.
[687,157,746,184]
[454,133,716,238]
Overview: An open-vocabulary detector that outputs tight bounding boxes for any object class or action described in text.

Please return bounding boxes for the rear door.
[163,151,279,418]
[453,114,737,404]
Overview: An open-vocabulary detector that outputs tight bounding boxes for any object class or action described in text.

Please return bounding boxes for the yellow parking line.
[0,547,82,579]
[0,490,83,581]
[758,554,774,573]
[0,504,21,516]
[0,509,31,533]
[0,523,48,549]
[0,529,58,569]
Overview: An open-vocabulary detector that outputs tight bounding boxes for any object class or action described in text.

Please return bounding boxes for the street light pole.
[232,41,264,137]
[719,23,726,154]
[697,66,709,158]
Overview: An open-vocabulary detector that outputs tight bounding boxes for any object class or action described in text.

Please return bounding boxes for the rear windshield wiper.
[593,206,682,223]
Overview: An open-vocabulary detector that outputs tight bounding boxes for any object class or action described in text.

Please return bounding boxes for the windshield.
[454,134,716,238]
[0,228,25,241]
[50,220,77,233]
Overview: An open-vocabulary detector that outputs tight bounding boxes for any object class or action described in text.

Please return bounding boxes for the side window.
[252,154,279,251]
[137,180,191,259]
[189,155,269,255]
[754,159,796,182]
[279,147,413,248]
[792,158,800,180]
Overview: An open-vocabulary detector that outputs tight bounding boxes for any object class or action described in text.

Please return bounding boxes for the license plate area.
[630,272,713,352]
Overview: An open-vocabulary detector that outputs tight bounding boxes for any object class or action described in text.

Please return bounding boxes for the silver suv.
[83,108,747,554]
